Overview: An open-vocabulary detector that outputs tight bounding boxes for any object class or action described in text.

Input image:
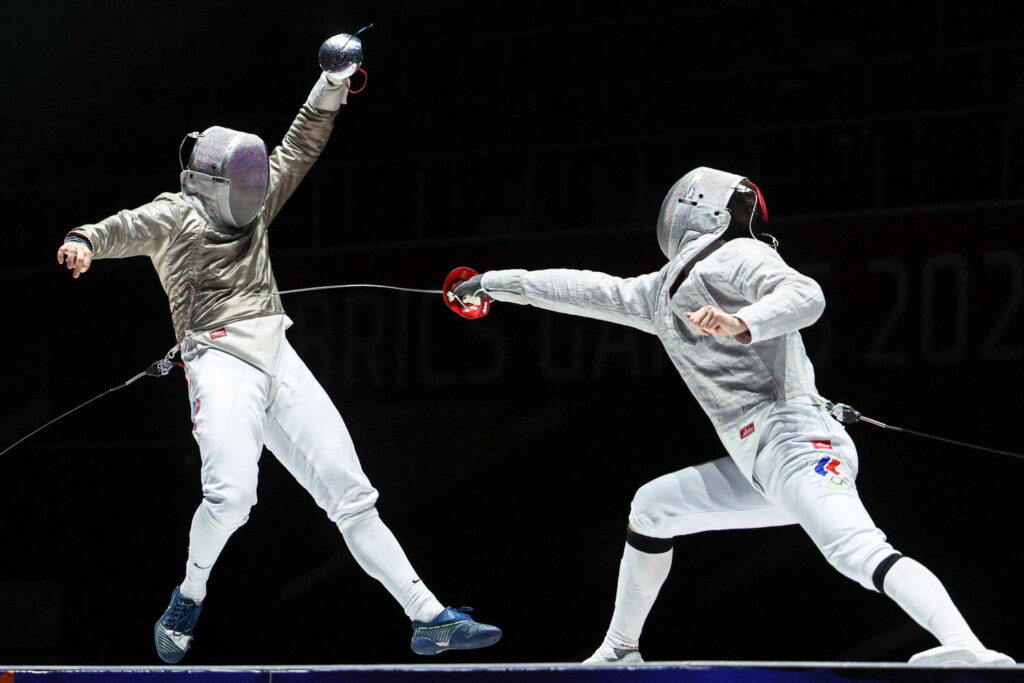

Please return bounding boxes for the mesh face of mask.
[182,126,269,228]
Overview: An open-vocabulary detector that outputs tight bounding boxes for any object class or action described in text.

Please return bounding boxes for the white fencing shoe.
[582,644,644,665]
[909,645,1015,667]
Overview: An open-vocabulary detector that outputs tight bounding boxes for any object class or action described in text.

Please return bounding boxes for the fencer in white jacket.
[452,167,1012,667]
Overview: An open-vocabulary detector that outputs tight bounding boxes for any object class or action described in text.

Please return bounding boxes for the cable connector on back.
[827,402,862,425]
[145,345,181,378]
[146,359,176,377]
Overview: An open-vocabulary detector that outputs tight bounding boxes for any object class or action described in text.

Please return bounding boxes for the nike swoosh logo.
[412,579,421,584]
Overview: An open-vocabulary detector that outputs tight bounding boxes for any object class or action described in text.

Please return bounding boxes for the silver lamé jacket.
[68,91,339,342]
[480,236,825,435]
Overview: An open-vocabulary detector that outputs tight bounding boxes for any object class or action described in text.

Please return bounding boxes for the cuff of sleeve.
[307,72,348,112]
[732,312,761,344]
[64,232,94,252]
[481,269,529,304]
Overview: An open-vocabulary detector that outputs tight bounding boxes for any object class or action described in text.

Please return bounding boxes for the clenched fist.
[684,305,751,343]
[57,242,93,279]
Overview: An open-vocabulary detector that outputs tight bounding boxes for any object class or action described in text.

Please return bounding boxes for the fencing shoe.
[411,606,502,655]
[910,645,1015,667]
[154,586,204,664]
[583,644,644,665]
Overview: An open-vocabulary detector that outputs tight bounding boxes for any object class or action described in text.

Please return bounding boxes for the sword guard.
[443,267,491,319]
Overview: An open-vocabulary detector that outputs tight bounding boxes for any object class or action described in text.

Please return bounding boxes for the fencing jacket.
[66,80,344,375]
[480,237,826,478]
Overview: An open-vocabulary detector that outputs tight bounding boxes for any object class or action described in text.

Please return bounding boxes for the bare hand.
[684,305,750,342]
[57,242,93,279]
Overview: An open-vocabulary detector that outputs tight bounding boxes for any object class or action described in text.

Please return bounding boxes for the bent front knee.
[628,481,671,539]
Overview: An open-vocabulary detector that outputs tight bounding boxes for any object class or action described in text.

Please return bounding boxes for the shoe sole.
[412,625,503,655]
[582,654,644,666]
[153,623,188,664]
[910,646,1015,668]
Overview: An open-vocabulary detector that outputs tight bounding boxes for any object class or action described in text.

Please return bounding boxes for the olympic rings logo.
[818,475,855,491]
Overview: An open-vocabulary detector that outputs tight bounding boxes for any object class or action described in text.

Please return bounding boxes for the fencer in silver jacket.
[62,74,348,343]
[58,66,505,663]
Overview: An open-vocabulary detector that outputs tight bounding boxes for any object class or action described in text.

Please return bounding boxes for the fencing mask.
[656,167,750,260]
[179,126,269,229]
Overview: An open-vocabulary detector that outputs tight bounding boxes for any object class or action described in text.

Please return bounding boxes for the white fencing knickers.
[629,399,894,587]
[606,398,983,654]
[179,339,445,622]
[184,340,379,530]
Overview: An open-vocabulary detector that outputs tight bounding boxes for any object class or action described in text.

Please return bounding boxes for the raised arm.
[473,268,661,335]
[58,197,180,277]
[258,74,350,225]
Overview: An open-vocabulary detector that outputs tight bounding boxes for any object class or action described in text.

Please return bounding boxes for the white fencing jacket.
[480,235,826,477]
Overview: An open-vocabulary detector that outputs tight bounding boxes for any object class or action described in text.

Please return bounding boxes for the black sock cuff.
[872,552,905,594]
[626,526,673,554]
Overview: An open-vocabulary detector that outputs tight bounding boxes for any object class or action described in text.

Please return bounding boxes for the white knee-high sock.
[179,503,239,603]
[340,509,444,623]
[602,543,673,651]
[883,557,983,649]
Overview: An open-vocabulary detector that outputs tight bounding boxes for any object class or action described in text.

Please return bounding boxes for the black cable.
[0,353,178,459]
[0,378,138,458]
[875,423,1024,461]
[827,402,1023,460]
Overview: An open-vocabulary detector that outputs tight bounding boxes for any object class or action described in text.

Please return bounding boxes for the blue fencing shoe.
[153,586,203,663]
[410,606,502,655]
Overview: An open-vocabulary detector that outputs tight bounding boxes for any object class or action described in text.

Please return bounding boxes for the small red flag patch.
[813,440,832,450]
[210,328,227,339]
[740,423,755,439]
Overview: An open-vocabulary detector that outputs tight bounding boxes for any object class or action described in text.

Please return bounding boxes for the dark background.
[1,0,1022,667]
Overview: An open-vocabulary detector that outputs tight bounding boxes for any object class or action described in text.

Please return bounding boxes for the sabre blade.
[279,284,441,295]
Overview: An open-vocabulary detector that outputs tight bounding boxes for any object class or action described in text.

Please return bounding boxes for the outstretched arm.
[471,268,661,335]
[258,74,350,225]
[58,198,179,277]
